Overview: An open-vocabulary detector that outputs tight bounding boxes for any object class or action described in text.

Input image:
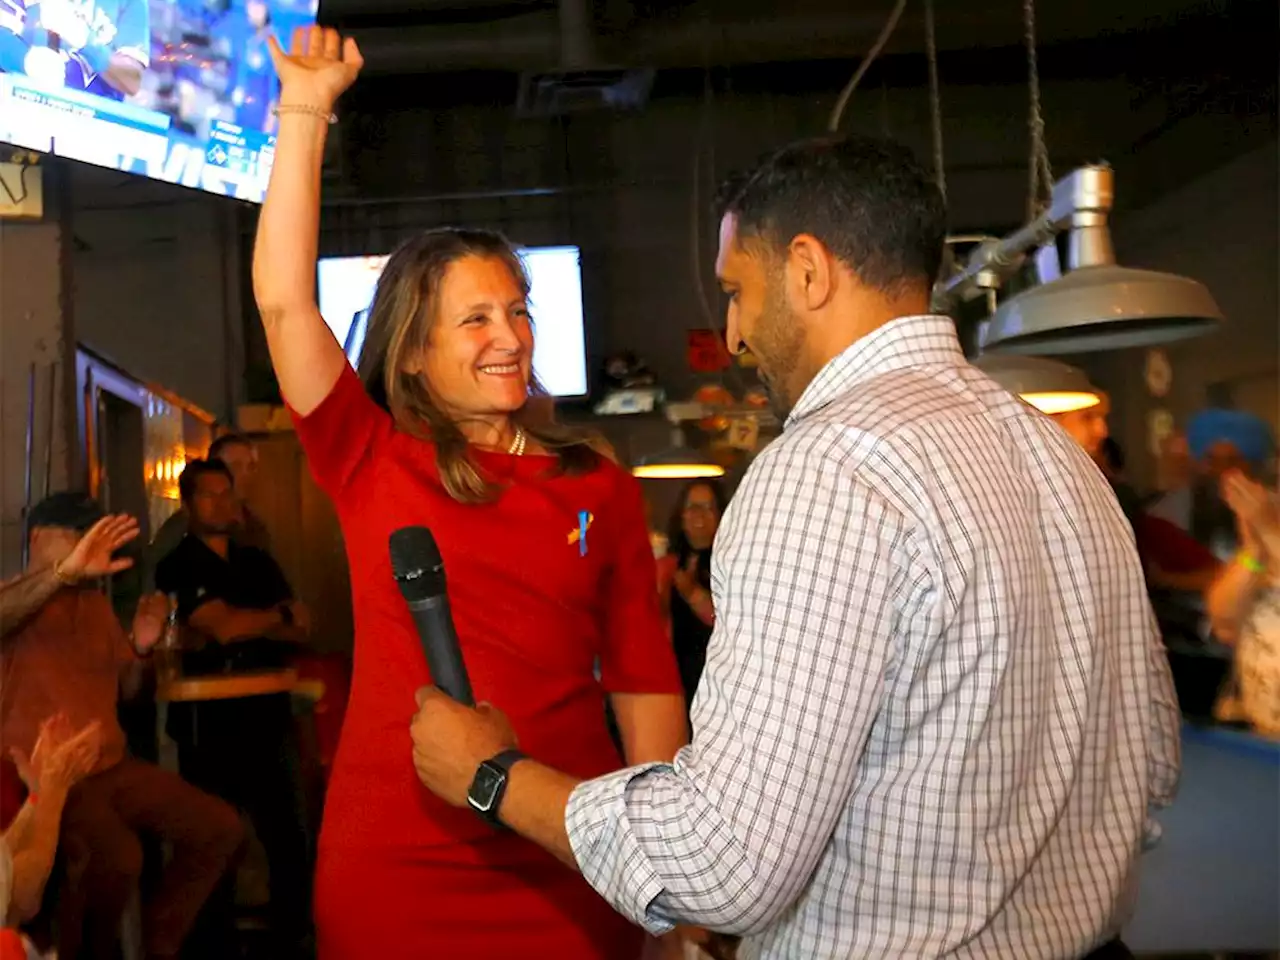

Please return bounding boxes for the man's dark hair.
[26,492,103,534]
[178,459,233,504]
[208,432,254,462]
[715,135,947,295]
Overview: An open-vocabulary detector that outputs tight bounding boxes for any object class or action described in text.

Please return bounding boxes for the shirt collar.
[786,314,965,427]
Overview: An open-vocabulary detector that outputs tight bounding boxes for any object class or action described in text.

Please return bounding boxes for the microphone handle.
[406,595,475,706]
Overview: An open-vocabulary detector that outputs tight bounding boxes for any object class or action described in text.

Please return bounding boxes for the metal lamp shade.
[983,264,1223,355]
[631,447,726,480]
[974,355,1101,415]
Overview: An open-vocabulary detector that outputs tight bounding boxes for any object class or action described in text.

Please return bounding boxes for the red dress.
[291,365,681,959]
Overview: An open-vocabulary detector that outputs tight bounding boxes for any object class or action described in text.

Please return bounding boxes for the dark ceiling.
[323,0,1276,118]
[314,0,1274,77]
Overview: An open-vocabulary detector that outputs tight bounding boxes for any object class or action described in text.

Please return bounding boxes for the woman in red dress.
[254,28,688,959]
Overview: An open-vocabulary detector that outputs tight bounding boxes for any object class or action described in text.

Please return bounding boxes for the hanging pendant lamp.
[631,426,725,480]
[936,165,1223,353]
[973,355,1101,414]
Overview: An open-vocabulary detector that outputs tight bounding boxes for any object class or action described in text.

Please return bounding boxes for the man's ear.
[786,233,835,311]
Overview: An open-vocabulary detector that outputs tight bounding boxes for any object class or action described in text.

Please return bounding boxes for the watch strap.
[469,748,526,825]
[486,748,525,774]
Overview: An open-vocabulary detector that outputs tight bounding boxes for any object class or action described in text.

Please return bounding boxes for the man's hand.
[11,715,102,794]
[57,514,140,582]
[131,593,171,653]
[410,687,517,807]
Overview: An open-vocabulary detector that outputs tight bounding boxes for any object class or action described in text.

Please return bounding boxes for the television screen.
[317,245,590,399]
[0,0,318,203]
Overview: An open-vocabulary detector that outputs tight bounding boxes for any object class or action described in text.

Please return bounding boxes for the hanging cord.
[827,0,908,133]
[923,0,946,205]
[1023,0,1054,218]
[690,59,718,331]
[687,53,746,390]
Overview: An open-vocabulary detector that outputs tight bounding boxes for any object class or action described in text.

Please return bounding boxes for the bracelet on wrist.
[273,103,337,124]
[52,560,77,586]
[1238,551,1267,575]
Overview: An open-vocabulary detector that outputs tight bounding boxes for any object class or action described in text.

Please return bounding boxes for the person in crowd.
[1051,399,1220,595]
[0,495,244,960]
[1053,392,1112,465]
[657,480,725,710]
[410,133,1180,959]
[2,715,101,928]
[1150,407,1275,559]
[154,459,312,958]
[251,26,688,959]
[1207,471,1280,736]
[147,433,270,588]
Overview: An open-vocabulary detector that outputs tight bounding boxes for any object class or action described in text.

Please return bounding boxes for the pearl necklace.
[507,426,527,457]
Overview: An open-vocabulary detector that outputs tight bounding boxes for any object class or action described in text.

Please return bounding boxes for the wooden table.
[157,669,299,703]
[155,669,301,771]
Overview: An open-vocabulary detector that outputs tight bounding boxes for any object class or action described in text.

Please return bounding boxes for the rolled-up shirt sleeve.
[565,428,910,935]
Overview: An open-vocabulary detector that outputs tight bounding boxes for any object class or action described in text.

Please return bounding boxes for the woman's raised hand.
[267,26,363,111]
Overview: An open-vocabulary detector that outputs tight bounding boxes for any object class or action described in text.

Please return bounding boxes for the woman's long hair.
[357,228,600,503]
[665,479,728,569]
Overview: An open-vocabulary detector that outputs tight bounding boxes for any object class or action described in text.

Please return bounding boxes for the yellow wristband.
[52,560,77,585]
[1238,551,1267,574]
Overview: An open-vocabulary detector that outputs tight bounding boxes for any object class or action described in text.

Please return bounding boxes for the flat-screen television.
[0,0,318,203]
[317,246,590,399]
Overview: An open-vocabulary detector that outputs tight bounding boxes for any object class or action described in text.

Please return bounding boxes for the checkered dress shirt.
[566,315,1180,958]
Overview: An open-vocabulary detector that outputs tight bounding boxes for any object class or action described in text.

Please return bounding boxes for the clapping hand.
[11,714,102,795]
[1222,470,1280,563]
[266,26,363,112]
[671,554,700,599]
[56,514,140,583]
[131,593,171,654]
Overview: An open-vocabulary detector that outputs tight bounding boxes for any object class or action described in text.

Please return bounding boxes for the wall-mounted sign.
[1147,408,1175,457]
[686,329,731,373]
[1144,348,1172,398]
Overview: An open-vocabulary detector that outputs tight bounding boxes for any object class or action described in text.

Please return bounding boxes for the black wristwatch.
[467,748,526,825]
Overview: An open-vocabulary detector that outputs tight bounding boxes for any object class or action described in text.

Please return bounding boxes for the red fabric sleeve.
[1,929,26,960]
[288,364,394,499]
[598,470,683,695]
[1136,514,1218,573]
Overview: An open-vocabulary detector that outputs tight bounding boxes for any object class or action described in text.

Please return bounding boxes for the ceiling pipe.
[557,0,596,70]
[350,12,904,74]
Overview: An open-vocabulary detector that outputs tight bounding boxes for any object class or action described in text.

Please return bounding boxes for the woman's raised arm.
[252,26,362,416]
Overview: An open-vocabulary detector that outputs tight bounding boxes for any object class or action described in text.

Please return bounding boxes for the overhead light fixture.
[632,453,726,480]
[973,355,1101,415]
[935,165,1223,354]
[632,426,725,480]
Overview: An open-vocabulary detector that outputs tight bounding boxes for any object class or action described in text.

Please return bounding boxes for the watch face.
[468,762,505,814]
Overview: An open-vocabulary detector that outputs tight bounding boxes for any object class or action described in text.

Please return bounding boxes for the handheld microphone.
[389,526,475,706]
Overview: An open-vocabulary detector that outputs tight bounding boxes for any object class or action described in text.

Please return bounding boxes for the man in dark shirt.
[155,459,312,957]
[145,432,271,593]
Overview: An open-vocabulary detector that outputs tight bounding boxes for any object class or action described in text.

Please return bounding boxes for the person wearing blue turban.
[1186,408,1275,475]
[1152,408,1276,561]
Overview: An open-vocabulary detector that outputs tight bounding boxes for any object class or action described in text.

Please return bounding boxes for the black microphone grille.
[388,526,446,601]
